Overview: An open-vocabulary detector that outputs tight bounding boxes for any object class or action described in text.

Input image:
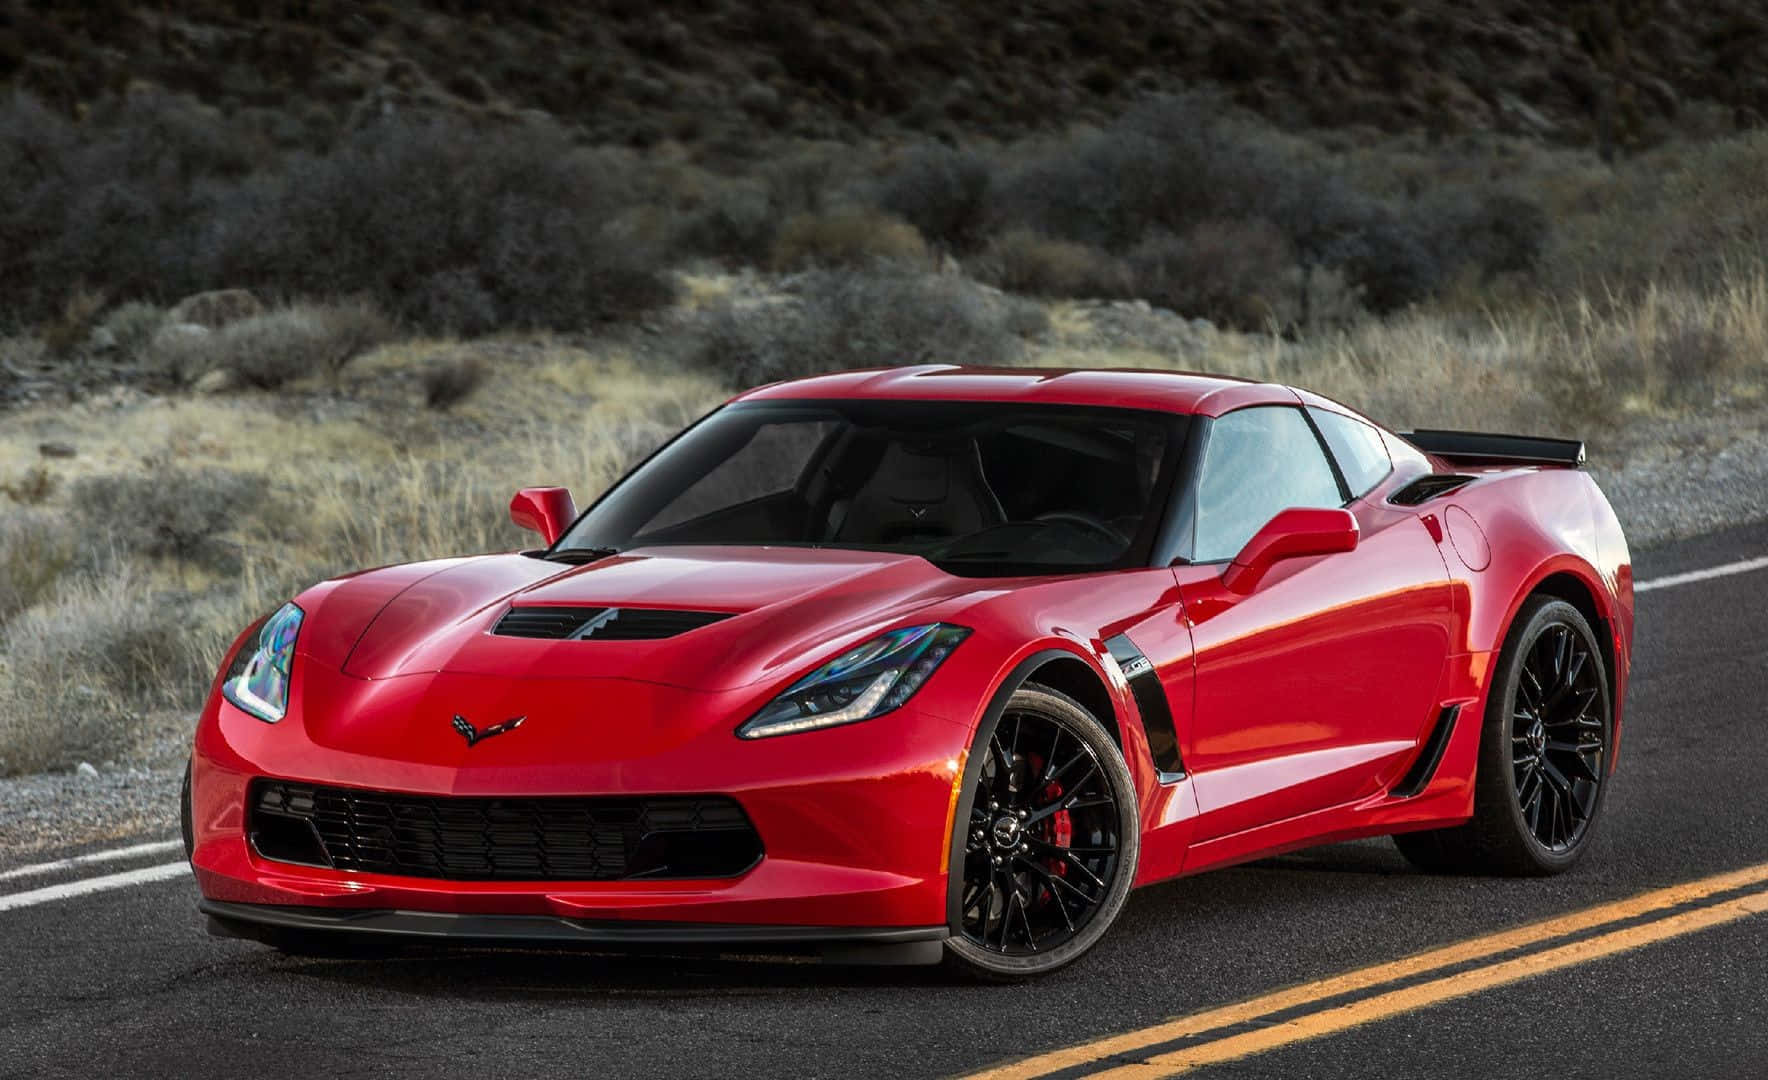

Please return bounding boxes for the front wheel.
[1395,597,1614,875]
[943,684,1139,980]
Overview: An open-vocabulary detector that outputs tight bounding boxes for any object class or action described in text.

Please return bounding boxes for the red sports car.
[186,366,1632,978]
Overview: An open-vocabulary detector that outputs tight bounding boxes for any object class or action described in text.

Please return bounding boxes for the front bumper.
[200,899,948,963]
[190,664,978,932]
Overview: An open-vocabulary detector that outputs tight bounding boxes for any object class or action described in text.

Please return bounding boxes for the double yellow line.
[967,861,1768,1079]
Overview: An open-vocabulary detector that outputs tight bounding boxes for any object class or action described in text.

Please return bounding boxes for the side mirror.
[1222,507,1358,594]
[509,487,577,546]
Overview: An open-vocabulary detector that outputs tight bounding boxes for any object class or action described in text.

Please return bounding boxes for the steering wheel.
[1033,511,1130,549]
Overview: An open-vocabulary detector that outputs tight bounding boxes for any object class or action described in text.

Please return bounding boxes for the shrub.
[771,209,928,270]
[422,354,489,410]
[689,268,1030,387]
[70,467,262,570]
[148,301,393,389]
[40,286,107,357]
[1,465,58,506]
[0,511,72,624]
[0,576,206,775]
[98,300,166,359]
[203,118,678,333]
[0,94,674,333]
[1127,221,1300,331]
[671,181,778,262]
[0,90,257,327]
[874,144,994,252]
[977,229,1132,299]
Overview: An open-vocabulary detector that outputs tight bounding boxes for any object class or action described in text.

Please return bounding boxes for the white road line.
[0,839,183,883]
[0,861,189,913]
[1637,555,1768,593]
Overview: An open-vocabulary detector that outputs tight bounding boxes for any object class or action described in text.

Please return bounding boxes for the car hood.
[315,546,997,691]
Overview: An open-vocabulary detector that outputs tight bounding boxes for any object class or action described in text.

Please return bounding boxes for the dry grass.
[0,339,726,774]
[0,273,1763,775]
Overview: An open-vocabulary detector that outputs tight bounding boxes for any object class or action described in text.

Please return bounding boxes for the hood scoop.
[492,605,732,641]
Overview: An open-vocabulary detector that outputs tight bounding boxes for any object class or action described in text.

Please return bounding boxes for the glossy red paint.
[508,486,577,545]
[188,366,1632,943]
[1219,507,1360,594]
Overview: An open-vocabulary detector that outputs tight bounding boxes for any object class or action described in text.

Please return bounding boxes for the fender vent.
[1389,475,1475,506]
[493,605,731,640]
[1392,705,1461,798]
[1104,633,1184,779]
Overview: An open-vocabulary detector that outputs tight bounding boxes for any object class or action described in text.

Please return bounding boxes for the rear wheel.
[943,685,1139,980]
[1395,597,1613,875]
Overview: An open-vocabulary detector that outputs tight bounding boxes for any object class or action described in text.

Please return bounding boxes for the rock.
[38,441,76,458]
[75,762,99,780]
[191,368,233,394]
[167,289,264,330]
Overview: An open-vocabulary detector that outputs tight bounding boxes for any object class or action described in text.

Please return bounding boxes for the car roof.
[732,365,1310,419]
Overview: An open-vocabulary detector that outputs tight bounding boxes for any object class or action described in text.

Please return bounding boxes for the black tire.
[943,684,1139,980]
[179,759,194,863]
[1395,597,1613,876]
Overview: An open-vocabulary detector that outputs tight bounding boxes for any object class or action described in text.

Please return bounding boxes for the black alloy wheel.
[1395,596,1614,876]
[1511,620,1607,852]
[944,685,1138,979]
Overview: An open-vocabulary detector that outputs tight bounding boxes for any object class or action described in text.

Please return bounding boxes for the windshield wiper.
[539,546,621,565]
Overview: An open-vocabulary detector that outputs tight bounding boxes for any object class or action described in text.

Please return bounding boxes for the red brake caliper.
[1038,771,1073,901]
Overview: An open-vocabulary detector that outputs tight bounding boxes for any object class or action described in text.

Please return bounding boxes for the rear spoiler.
[1399,429,1586,468]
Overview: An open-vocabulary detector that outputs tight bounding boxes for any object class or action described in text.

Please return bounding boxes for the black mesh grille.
[492,606,607,639]
[249,781,762,881]
[491,606,731,640]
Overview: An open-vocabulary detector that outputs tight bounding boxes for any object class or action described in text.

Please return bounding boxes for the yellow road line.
[1090,885,1768,1077]
[965,860,1768,1080]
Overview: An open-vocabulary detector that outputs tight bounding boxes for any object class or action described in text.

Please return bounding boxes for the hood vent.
[493,605,731,641]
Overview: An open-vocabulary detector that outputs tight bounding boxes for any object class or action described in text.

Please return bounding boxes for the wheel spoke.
[1548,741,1602,782]
[960,706,1122,957]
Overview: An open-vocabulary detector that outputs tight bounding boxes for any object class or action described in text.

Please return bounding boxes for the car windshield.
[555,400,1187,576]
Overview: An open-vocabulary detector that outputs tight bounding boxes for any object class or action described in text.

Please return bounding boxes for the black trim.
[201,899,945,956]
[946,648,1076,933]
[1103,633,1184,777]
[1298,407,1354,505]
[1388,474,1476,507]
[1392,705,1461,798]
[1153,412,1211,566]
[1400,430,1585,468]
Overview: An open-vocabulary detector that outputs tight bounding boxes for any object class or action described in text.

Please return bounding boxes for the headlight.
[737,623,970,739]
[221,602,303,723]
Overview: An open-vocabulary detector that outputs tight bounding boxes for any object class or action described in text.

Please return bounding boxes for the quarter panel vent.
[1389,474,1475,507]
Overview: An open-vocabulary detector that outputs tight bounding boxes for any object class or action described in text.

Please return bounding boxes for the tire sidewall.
[943,685,1140,979]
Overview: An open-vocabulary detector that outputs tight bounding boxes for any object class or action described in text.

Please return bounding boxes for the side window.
[1193,407,1342,562]
[1310,408,1392,499]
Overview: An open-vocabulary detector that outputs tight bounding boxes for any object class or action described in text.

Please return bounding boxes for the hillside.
[5,0,1767,157]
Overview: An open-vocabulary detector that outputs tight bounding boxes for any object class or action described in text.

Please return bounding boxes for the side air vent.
[1389,474,1475,507]
[1103,633,1184,779]
[1392,705,1461,798]
[492,606,731,641]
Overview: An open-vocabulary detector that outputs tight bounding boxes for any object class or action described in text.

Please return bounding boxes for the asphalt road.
[3,520,1766,1080]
